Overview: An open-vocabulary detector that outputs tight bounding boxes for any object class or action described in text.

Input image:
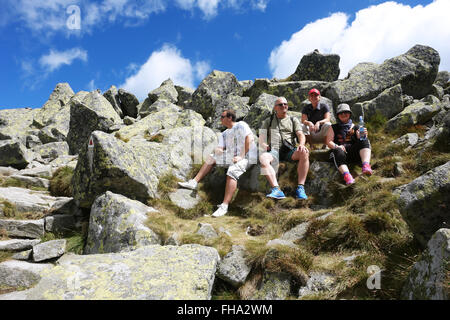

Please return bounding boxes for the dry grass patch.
[49,166,74,197]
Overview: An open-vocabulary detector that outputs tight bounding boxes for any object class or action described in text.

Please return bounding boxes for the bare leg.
[291,149,309,185]
[360,148,371,163]
[259,152,279,187]
[223,176,238,205]
[194,155,215,182]
[338,164,349,174]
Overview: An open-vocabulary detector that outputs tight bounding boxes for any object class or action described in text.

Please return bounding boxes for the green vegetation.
[0,176,47,191]
[49,166,74,197]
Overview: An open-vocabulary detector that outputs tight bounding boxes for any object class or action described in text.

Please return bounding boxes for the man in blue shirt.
[301,88,333,148]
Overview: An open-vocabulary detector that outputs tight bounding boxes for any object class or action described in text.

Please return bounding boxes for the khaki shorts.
[210,154,252,181]
[305,122,331,144]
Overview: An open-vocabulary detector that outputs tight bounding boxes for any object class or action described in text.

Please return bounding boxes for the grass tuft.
[49,166,74,197]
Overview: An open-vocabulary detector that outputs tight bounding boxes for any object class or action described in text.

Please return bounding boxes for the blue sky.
[1,0,449,109]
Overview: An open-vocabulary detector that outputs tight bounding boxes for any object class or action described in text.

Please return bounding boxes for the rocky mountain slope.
[0,44,449,300]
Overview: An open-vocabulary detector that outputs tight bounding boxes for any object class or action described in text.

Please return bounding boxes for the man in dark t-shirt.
[301,88,332,147]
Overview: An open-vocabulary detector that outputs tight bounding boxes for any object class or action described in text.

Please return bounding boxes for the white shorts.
[210,153,252,181]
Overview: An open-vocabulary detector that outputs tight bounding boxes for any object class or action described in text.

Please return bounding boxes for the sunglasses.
[276,103,288,107]
[220,115,228,119]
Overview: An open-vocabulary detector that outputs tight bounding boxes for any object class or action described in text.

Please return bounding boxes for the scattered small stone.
[32,239,66,262]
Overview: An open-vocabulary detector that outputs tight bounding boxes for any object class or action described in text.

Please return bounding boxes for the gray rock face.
[189,70,243,121]
[395,161,450,246]
[216,245,251,287]
[67,91,122,155]
[305,161,341,206]
[391,133,419,147]
[32,239,66,262]
[168,189,200,210]
[118,89,139,118]
[175,85,194,109]
[0,244,220,300]
[0,219,44,239]
[0,140,32,169]
[0,260,53,288]
[386,99,441,132]
[0,108,38,145]
[243,93,278,131]
[0,187,63,215]
[324,45,440,106]
[84,191,161,254]
[290,49,340,82]
[103,85,123,118]
[196,223,218,240]
[32,142,69,161]
[251,272,292,300]
[0,239,40,252]
[207,95,250,130]
[18,165,53,179]
[434,71,449,88]
[44,214,77,235]
[352,84,404,121]
[147,79,178,105]
[298,272,336,298]
[12,249,32,261]
[402,228,449,300]
[8,175,50,189]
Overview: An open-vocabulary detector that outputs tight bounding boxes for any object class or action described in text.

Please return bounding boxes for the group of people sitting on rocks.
[178,89,373,217]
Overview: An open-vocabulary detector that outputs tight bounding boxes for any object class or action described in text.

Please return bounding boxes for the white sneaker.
[178,179,198,190]
[212,204,228,217]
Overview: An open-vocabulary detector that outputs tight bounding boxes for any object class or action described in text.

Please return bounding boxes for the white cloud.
[269,0,450,79]
[197,0,220,19]
[120,44,211,100]
[39,48,88,72]
[87,79,97,92]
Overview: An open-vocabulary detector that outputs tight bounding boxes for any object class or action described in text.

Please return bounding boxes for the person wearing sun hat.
[301,88,333,148]
[325,103,373,185]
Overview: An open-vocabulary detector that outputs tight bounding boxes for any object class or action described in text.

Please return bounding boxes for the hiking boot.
[343,173,355,185]
[178,179,198,190]
[362,163,373,176]
[295,185,308,200]
[212,204,228,217]
[266,187,286,199]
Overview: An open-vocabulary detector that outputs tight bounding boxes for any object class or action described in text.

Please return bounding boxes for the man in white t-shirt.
[178,109,257,217]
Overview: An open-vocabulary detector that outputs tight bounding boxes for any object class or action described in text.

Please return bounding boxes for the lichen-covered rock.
[391,133,419,147]
[0,244,220,300]
[216,245,251,288]
[305,161,341,206]
[32,83,74,129]
[432,111,450,152]
[352,84,404,121]
[430,84,444,100]
[0,219,44,239]
[250,272,292,300]
[196,223,218,240]
[0,140,33,169]
[434,71,449,88]
[0,260,53,288]
[175,85,194,109]
[12,249,32,261]
[207,95,250,130]
[103,85,123,118]
[0,239,40,252]
[44,214,77,235]
[239,80,253,91]
[290,49,340,82]
[395,161,450,246]
[189,70,243,121]
[168,188,200,210]
[72,131,160,208]
[84,191,160,254]
[67,91,122,155]
[32,142,69,161]
[386,99,441,132]
[402,228,449,300]
[0,108,38,145]
[0,187,62,214]
[118,88,139,118]
[298,272,336,298]
[324,45,440,106]
[147,79,178,105]
[243,93,278,131]
[32,239,66,262]
[18,165,54,179]
[9,175,50,189]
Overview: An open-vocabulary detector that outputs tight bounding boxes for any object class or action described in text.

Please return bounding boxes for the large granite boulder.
[0,244,220,300]
[0,140,33,169]
[243,93,278,131]
[32,142,70,161]
[118,89,140,118]
[0,239,40,252]
[32,240,66,262]
[290,49,340,82]
[352,84,404,121]
[402,228,449,300]
[207,95,250,130]
[324,45,440,106]
[395,161,450,246]
[188,70,243,120]
[84,191,161,254]
[0,108,38,145]
[147,79,178,105]
[67,91,122,155]
[434,71,449,88]
[386,98,441,132]
[32,83,74,129]
[305,161,340,206]
[103,85,123,118]
[0,187,69,214]
[0,219,45,239]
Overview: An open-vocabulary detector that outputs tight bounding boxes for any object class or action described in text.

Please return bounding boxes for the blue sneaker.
[266,187,286,199]
[295,185,308,200]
